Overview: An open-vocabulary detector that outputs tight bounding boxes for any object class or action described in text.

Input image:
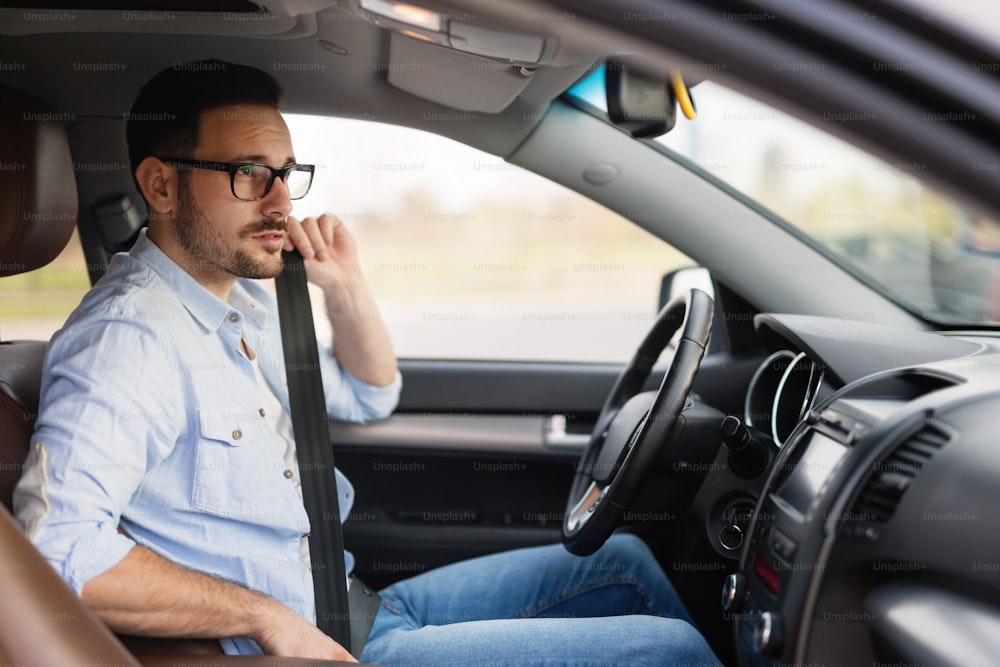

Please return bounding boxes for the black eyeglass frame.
[161,157,316,201]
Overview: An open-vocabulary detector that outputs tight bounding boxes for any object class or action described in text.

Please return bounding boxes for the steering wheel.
[562,288,714,556]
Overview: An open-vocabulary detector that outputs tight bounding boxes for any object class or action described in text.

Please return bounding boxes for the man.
[15,60,721,666]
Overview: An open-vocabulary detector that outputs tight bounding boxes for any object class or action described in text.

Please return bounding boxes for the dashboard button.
[720,524,744,551]
[770,527,797,560]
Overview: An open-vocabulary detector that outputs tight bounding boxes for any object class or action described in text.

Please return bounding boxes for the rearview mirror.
[605,60,676,138]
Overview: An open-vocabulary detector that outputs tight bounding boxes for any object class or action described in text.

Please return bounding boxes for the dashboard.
[718,314,1000,667]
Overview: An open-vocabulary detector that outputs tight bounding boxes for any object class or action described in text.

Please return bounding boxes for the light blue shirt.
[13,230,401,655]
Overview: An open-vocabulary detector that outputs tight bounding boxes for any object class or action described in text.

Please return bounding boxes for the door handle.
[542,414,590,452]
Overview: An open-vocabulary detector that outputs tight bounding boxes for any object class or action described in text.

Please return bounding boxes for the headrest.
[0,86,77,277]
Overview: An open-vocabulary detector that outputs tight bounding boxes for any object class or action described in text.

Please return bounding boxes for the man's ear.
[134,156,177,214]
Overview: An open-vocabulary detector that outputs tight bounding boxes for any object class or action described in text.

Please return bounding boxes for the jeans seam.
[511,575,660,619]
[381,598,420,630]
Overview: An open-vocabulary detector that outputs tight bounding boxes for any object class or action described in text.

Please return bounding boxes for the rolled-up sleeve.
[13,317,180,594]
[318,340,401,423]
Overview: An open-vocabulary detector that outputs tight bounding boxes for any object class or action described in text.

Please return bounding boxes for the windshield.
[572,75,1000,327]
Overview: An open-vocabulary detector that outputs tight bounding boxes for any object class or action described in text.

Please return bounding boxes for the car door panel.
[335,353,760,588]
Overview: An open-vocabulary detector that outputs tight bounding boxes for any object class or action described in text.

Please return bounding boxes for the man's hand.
[283,213,362,293]
[252,601,357,662]
[82,545,358,661]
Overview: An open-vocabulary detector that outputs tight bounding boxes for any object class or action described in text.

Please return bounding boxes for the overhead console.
[356,0,553,64]
[350,0,597,112]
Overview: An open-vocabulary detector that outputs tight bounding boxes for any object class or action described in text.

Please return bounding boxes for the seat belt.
[274,250,352,652]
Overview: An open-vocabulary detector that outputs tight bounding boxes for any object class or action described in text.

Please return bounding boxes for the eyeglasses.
[162,157,315,201]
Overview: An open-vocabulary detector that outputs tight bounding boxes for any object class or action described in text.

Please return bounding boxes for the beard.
[174,177,286,281]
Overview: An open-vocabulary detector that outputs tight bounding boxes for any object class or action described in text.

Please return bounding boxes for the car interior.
[1,1,999,666]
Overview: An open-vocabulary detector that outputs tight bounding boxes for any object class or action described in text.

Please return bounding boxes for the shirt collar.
[130,229,268,332]
[230,281,269,329]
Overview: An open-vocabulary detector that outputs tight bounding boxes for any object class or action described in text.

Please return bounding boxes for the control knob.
[721,573,745,613]
[751,611,783,656]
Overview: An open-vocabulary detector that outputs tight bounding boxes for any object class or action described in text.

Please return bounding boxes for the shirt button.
[229,313,240,323]
[232,429,242,440]
[259,408,266,417]
[284,469,294,479]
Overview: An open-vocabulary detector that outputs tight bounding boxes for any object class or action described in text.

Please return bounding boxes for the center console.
[722,400,878,665]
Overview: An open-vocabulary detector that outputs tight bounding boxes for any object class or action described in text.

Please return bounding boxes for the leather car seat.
[0,85,77,512]
[0,84,146,667]
[0,83,227,663]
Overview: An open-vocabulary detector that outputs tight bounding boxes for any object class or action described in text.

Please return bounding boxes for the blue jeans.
[359,533,722,666]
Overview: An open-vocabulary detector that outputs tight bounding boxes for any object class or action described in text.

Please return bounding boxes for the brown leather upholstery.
[119,634,224,657]
[0,505,357,666]
[0,85,78,277]
[0,340,47,512]
[0,87,141,662]
[0,85,76,512]
[0,502,143,667]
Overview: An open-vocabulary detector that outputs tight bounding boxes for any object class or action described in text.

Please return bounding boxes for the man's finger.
[285,216,316,259]
[300,216,329,261]
[318,213,339,250]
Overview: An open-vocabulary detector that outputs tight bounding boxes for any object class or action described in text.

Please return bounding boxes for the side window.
[0,230,89,340]
[287,116,692,362]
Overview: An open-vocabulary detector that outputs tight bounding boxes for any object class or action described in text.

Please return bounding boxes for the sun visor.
[385,32,536,113]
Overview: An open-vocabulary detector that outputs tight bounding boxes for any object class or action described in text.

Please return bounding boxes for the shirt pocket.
[191,410,270,521]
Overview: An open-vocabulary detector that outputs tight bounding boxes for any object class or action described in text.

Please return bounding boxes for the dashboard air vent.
[845,425,949,534]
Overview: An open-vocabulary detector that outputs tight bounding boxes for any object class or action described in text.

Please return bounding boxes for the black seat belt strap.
[274,250,352,652]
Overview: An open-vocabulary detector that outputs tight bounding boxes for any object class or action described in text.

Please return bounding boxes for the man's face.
[171,103,295,282]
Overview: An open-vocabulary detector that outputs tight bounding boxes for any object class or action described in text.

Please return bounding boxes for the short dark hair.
[126,59,284,177]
